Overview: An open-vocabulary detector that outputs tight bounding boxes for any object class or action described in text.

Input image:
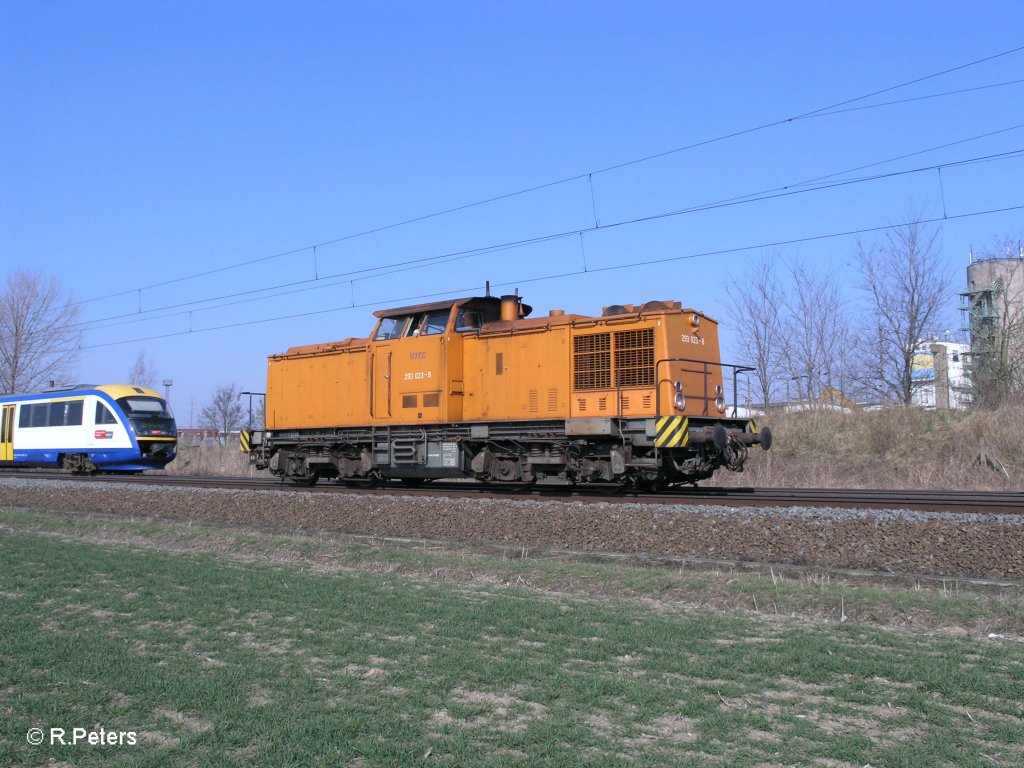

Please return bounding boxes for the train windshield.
[117,397,176,438]
[118,397,174,419]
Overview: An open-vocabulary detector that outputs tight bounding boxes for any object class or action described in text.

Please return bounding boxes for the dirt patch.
[648,714,699,744]
[138,730,180,748]
[154,707,212,734]
[431,687,547,734]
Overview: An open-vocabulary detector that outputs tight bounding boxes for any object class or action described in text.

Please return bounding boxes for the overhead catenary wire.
[77,200,1024,351]
[68,44,1024,307]
[66,143,1024,334]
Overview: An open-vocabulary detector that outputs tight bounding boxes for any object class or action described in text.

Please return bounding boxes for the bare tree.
[780,259,849,403]
[855,216,951,405]
[128,350,158,389]
[0,270,82,393]
[965,235,1024,408]
[200,383,245,443]
[725,253,785,408]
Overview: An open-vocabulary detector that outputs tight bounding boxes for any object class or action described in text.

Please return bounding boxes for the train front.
[650,307,771,483]
[106,387,179,469]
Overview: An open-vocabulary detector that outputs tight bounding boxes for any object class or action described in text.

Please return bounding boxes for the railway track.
[4,470,1022,514]
[4,470,1023,579]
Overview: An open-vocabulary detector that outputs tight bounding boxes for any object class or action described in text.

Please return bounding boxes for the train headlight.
[715,396,726,413]
[674,379,682,392]
[690,313,700,328]
[715,384,724,396]
[674,392,686,411]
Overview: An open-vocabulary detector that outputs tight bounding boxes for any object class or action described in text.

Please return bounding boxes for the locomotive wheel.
[291,474,319,487]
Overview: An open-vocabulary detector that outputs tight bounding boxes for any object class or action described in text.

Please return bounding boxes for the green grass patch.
[1,507,1022,767]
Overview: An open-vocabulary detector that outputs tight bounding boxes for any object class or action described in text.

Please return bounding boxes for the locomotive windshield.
[117,396,176,437]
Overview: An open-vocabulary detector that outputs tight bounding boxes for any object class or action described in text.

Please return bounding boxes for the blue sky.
[2,1,1023,424]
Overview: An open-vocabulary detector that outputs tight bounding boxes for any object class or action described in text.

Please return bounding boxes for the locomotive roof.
[373,296,533,319]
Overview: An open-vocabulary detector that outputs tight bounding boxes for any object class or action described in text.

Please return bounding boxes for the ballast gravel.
[1,477,1022,579]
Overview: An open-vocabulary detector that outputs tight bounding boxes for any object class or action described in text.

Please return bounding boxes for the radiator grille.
[573,333,612,390]
[573,328,655,390]
[614,329,655,387]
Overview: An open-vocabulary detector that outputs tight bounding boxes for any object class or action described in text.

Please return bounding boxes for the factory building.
[959,247,1024,407]
[910,340,971,410]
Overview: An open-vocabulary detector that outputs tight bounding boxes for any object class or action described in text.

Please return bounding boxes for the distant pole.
[162,379,173,403]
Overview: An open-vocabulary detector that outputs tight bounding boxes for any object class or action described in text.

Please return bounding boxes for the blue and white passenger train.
[0,384,177,473]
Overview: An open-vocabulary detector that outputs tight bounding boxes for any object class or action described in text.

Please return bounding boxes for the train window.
[44,401,83,427]
[30,404,48,428]
[96,402,118,425]
[49,402,66,426]
[419,310,450,336]
[455,308,482,332]
[19,406,30,428]
[375,317,409,341]
[65,400,83,426]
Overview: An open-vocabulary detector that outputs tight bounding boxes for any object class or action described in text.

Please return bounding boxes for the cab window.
[96,402,118,425]
[417,310,450,336]
[455,307,482,332]
[375,316,410,341]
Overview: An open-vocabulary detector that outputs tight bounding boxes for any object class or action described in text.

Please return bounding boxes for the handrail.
[655,357,756,418]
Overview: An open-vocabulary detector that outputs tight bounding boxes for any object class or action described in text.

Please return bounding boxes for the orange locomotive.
[246,294,771,488]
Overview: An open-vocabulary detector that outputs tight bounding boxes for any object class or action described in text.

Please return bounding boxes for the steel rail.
[3,470,1022,514]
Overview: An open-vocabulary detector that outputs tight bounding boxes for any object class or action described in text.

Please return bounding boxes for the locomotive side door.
[370,346,393,419]
[0,404,14,462]
[388,308,451,423]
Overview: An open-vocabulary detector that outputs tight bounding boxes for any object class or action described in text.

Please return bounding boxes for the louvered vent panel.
[573,333,611,390]
[614,328,655,387]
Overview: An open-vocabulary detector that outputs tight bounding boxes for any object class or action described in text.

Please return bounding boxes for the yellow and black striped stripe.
[240,429,252,453]
[654,416,689,448]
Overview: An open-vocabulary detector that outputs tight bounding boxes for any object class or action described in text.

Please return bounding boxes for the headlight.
[715,397,726,413]
[715,384,724,396]
[690,313,700,328]
[674,392,686,411]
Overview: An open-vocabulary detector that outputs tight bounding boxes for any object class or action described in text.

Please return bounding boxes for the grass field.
[1,507,1022,767]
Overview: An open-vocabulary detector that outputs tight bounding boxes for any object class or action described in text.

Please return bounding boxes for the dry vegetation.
[170,440,260,478]
[728,404,1024,490]
[170,405,1024,491]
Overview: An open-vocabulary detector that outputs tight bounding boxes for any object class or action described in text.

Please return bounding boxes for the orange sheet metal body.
[264,297,726,430]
